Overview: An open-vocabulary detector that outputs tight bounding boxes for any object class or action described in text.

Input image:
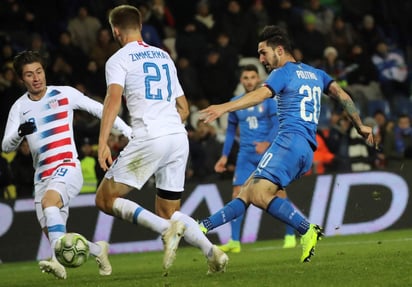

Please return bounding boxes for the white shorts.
[105,133,189,192]
[34,161,83,228]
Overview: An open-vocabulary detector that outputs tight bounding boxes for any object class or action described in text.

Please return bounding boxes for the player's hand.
[199,104,226,123]
[98,144,113,171]
[18,121,36,137]
[214,156,228,173]
[357,125,374,146]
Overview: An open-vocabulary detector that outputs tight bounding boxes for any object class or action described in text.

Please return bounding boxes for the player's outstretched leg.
[207,245,229,275]
[161,220,186,274]
[95,241,112,275]
[300,224,323,262]
[39,258,67,280]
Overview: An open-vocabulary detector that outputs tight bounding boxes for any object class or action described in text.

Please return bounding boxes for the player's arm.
[327,81,374,145]
[176,95,189,123]
[200,86,272,123]
[215,116,237,173]
[98,84,124,171]
[1,104,25,152]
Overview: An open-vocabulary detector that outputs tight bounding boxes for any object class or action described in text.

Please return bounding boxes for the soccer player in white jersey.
[1,51,133,279]
[94,5,228,275]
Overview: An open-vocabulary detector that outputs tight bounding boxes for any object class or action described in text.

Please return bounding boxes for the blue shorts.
[233,152,262,186]
[254,133,313,188]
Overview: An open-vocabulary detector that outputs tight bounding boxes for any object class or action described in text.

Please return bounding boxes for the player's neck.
[120,32,142,46]
[28,87,47,101]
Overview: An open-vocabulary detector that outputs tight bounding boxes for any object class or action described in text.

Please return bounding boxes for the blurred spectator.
[269,0,303,36]
[48,54,74,85]
[325,111,352,171]
[0,153,12,199]
[373,109,390,146]
[250,0,270,33]
[79,137,101,193]
[51,30,88,82]
[327,15,357,60]
[302,0,335,35]
[176,57,206,106]
[0,0,35,49]
[149,0,176,39]
[175,20,209,68]
[187,120,222,180]
[89,27,119,69]
[200,43,237,105]
[29,33,50,63]
[214,0,258,57]
[10,139,34,198]
[0,42,16,68]
[347,116,377,171]
[371,40,409,108]
[137,2,164,48]
[0,66,24,141]
[344,43,383,116]
[306,130,335,174]
[294,13,326,67]
[67,5,101,54]
[319,46,347,87]
[193,0,216,43]
[383,114,412,160]
[356,14,387,55]
[81,60,106,98]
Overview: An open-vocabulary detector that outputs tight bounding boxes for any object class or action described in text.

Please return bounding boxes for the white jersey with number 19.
[105,40,187,140]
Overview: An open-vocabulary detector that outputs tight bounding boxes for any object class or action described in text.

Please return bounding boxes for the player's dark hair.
[13,50,46,79]
[109,5,142,30]
[240,64,259,74]
[258,25,293,54]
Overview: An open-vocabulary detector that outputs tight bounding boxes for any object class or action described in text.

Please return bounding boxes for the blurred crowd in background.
[1,0,412,199]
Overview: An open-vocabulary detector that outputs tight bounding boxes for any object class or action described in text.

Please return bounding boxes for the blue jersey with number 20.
[255,62,333,188]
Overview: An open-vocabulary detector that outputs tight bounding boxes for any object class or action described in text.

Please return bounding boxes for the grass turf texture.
[1,229,411,287]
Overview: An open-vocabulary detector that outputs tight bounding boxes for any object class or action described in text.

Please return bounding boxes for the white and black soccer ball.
[54,233,90,268]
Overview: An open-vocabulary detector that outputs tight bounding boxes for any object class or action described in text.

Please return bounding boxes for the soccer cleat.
[207,245,229,275]
[218,239,241,253]
[300,224,323,263]
[39,257,67,280]
[283,234,297,249]
[95,241,112,276]
[161,220,186,275]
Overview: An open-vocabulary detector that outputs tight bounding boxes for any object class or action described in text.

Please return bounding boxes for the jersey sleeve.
[105,53,126,87]
[1,101,24,152]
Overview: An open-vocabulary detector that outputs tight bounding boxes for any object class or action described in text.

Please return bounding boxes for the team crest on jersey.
[48,99,59,109]
[257,104,264,113]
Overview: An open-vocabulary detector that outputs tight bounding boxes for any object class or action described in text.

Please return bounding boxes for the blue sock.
[231,214,244,241]
[285,224,295,236]
[201,198,247,231]
[266,197,309,235]
[284,198,296,236]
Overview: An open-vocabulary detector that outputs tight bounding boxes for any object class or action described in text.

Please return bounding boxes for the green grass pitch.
[1,229,411,287]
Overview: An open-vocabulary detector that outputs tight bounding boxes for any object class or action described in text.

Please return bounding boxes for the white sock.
[112,198,169,234]
[171,211,213,257]
[44,206,66,258]
[88,242,102,257]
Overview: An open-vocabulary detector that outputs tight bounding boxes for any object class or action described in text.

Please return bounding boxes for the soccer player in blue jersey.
[199,25,374,262]
[215,64,296,253]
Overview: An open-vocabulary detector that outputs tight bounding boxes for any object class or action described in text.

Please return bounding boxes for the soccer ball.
[54,233,90,268]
